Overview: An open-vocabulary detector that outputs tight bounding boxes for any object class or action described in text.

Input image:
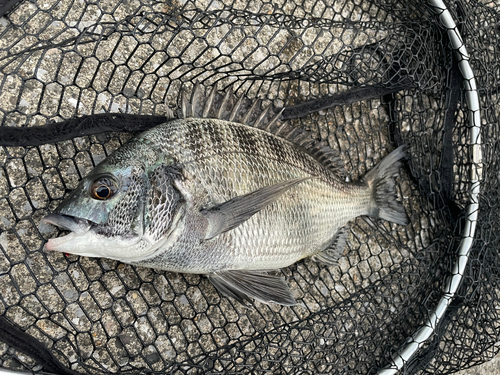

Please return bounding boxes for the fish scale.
[43,84,408,306]
[137,118,374,270]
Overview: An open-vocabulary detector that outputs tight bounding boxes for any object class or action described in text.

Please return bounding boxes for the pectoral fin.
[201,177,310,240]
[208,270,297,306]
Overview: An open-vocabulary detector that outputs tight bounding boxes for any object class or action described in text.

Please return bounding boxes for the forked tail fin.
[364,145,409,225]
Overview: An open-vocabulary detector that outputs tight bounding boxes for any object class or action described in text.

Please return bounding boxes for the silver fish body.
[43,85,408,305]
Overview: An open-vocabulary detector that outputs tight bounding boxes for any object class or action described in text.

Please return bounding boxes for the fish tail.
[364,145,409,225]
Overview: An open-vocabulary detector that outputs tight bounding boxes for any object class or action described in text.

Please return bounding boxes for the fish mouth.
[42,214,94,251]
[42,213,93,234]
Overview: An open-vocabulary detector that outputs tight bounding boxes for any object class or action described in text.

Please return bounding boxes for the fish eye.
[90,178,117,200]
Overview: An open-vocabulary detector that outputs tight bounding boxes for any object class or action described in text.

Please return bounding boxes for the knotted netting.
[0,0,495,373]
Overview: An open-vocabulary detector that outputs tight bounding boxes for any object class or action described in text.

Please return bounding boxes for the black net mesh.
[0,0,496,374]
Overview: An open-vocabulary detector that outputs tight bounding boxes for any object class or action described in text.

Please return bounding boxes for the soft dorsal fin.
[178,83,345,176]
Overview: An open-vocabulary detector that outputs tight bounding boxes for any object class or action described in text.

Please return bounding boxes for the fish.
[42,83,408,306]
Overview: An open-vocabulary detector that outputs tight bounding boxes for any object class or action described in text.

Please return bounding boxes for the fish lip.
[42,213,93,234]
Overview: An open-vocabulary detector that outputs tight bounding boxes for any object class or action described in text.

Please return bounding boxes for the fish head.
[42,139,184,262]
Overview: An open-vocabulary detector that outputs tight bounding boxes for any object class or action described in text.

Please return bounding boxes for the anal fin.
[312,225,350,266]
[208,270,297,306]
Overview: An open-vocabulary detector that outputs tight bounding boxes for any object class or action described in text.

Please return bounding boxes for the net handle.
[377,0,482,373]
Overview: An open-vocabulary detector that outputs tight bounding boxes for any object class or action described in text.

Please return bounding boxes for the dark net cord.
[0,0,20,18]
[0,84,414,147]
[0,315,82,375]
[386,51,463,225]
[0,114,169,147]
[0,0,498,374]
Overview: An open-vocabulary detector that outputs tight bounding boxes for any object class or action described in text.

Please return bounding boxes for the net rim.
[377,0,482,373]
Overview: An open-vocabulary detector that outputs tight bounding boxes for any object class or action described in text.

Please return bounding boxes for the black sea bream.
[43,84,408,305]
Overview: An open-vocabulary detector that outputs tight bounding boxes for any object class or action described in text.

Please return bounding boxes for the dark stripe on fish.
[205,120,225,152]
[226,123,244,154]
[267,134,288,161]
[186,120,205,152]
[234,125,260,157]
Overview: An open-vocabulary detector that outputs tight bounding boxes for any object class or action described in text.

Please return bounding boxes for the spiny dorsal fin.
[217,87,233,119]
[179,82,281,130]
[178,83,344,176]
[229,94,245,123]
[202,82,217,118]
